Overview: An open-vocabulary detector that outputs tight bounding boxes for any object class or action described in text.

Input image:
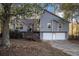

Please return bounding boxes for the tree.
[0,3,44,48]
[1,4,12,47]
[60,4,79,39]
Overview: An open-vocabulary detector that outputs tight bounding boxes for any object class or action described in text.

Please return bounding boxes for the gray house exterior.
[9,19,34,32]
[40,10,69,40]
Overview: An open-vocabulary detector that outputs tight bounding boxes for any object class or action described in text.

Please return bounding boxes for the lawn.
[0,39,70,56]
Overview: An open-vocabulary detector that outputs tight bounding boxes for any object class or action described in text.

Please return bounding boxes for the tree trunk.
[0,3,12,48]
[71,19,74,38]
[1,19,10,48]
[77,23,79,39]
[72,23,73,36]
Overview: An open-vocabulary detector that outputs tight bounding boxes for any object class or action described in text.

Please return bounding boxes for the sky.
[46,4,56,13]
[46,4,79,22]
[46,4,64,18]
[46,4,55,13]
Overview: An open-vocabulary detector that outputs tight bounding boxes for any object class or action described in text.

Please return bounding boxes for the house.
[40,10,69,40]
[18,19,34,32]
[9,19,34,32]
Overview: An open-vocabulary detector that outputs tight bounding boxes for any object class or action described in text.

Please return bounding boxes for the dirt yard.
[69,40,79,44]
[0,39,69,56]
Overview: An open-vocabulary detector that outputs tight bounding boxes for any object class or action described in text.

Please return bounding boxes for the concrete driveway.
[48,40,79,56]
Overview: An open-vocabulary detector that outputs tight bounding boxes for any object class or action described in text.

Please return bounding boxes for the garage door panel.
[43,33,52,40]
[42,33,66,40]
[52,33,56,39]
[53,33,66,40]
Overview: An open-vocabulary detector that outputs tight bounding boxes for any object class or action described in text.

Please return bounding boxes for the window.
[47,23,51,28]
[16,24,23,30]
[58,24,62,31]
[19,24,23,29]
[19,26,23,29]
[59,24,61,28]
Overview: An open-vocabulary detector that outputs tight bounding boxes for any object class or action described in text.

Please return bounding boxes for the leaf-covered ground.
[0,39,70,56]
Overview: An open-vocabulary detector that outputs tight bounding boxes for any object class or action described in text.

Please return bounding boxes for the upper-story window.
[59,24,61,28]
[19,24,23,29]
[47,23,51,28]
[58,24,62,31]
[16,24,23,30]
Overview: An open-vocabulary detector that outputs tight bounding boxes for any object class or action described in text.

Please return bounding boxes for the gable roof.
[43,9,69,23]
[20,19,34,25]
[32,5,69,23]
[17,19,34,26]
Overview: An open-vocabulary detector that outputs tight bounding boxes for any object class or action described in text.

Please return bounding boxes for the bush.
[9,30,23,39]
[68,35,79,40]
[0,33,2,37]
[0,30,40,42]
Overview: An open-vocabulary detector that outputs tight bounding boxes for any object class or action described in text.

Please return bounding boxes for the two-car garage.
[42,32,67,40]
[40,9,69,41]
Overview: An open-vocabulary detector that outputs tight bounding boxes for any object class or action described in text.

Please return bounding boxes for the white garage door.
[43,33,66,40]
[43,33,53,40]
[53,33,66,40]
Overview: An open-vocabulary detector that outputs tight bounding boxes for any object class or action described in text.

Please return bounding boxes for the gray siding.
[40,11,69,32]
[40,12,53,31]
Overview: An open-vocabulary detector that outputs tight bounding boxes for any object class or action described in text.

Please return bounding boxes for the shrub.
[9,30,23,39]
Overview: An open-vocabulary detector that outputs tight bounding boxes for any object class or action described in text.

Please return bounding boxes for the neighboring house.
[9,19,34,32]
[40,10,69,40]
[19,19,34,32]
[9,14,41,32]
